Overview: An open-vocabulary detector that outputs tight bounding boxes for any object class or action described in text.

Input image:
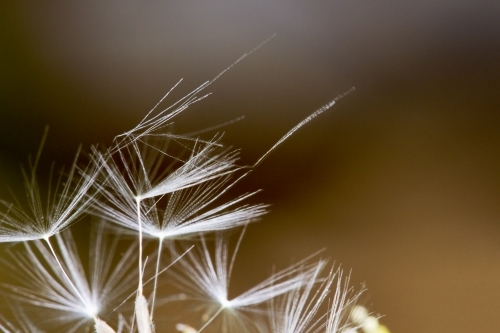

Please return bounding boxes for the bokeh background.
[1,1,500,332]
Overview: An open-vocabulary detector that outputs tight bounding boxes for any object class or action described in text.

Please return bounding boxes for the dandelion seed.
[172,233,328,332]
[114,34,276,151]
[3,224,137,332]
[254,87,356,167]
[91,140,263,240]
[139,138,241,201]
[0,139,99,243]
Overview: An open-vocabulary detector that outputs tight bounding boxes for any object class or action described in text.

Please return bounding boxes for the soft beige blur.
[1,1,500,332]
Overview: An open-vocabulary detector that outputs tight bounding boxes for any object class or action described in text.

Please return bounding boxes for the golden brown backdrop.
[1,1,500,332]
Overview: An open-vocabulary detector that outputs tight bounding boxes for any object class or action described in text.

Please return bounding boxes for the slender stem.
[198,306,224,333]
[112,246,194,313]
[150,237,163,319]
[130,308,136,333]
[44,237,92,314]
[136,198,143,296]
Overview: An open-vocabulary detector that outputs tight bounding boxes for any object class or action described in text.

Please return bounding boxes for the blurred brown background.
[1,1,500,332]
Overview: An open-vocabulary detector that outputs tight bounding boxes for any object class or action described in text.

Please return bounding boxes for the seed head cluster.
[0,55,388,333]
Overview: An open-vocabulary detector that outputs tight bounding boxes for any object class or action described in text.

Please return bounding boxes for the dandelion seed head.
[0,43,383,333]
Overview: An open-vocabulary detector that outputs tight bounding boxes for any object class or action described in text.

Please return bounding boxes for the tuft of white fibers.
[170,233,332,332]
[325,271,365,333]
[138,137,240,201]
[3,224,138,332]
[94,133,241,203]
[0,142,99,243]
[266,263,332,333]
[113,34,276,154]
[113,78,211,153]
[91,139,265,240]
